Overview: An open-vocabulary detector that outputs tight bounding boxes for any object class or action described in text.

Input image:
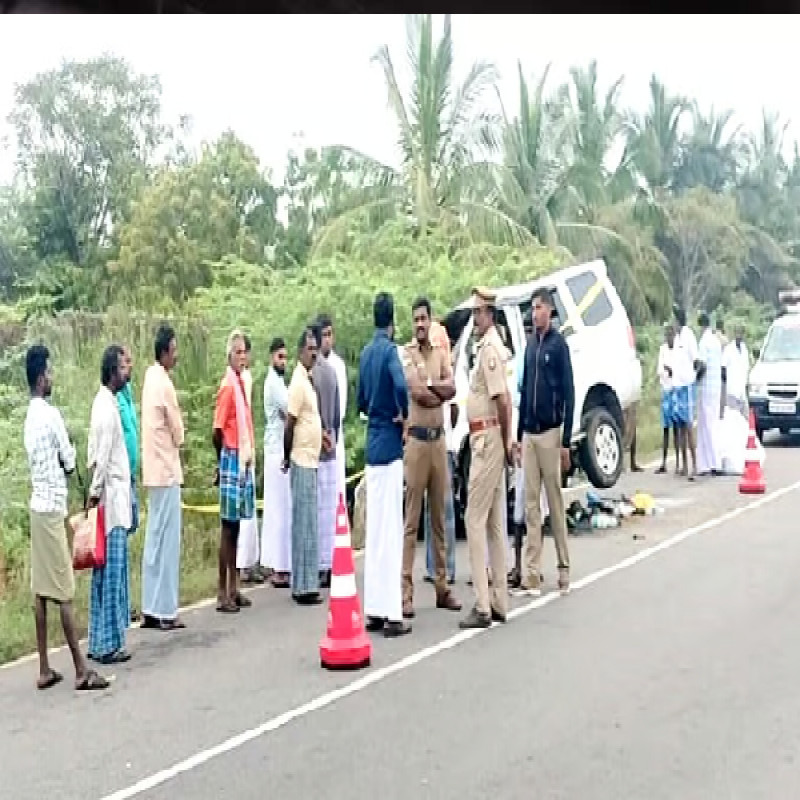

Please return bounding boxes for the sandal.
[157,619,186,631]
[37,669,63,691]
[235,592,252,608]
[98,649,132,665]
[75,670,110,692]
[216,601,240,614]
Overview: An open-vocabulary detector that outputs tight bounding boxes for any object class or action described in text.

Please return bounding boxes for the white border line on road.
[98,476,800,800]
[0,458,659,674]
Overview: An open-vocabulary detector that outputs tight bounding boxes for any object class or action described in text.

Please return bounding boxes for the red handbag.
[71,504,106,571]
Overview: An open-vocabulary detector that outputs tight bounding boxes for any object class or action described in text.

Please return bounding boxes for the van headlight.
[748,383,766,399]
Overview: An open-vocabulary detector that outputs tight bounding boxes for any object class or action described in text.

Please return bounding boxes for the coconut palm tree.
[623,75,690,201]
[673,104,744,193]
[311,14,530,258]
[495,61,670,321]
[559,60,627,215]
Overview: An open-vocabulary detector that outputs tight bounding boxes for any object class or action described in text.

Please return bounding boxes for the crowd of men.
[23,286,578,690]
[654,306,751,479]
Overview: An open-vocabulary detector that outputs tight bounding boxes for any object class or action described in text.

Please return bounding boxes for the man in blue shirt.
[357,292,411,638]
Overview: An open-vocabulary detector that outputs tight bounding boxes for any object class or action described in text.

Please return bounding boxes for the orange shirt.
[213,375,252,451]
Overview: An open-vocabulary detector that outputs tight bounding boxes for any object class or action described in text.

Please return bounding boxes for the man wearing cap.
[460,287,512,630]
[401,297,461,620]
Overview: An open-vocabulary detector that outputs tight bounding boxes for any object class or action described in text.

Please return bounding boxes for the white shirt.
[263,367,289,456]
[24,397,76,516]
[723,340,750,401]
[673,326,699,389]
[88,386,132,532]
[656,343,674,392]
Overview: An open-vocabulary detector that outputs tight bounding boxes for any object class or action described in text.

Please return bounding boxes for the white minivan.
[748,305,800,440]
[443,259,642,527]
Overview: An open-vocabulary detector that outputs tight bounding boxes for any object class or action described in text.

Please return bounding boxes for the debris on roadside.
[557,489,665,538]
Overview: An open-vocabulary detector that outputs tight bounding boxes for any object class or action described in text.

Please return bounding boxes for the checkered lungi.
[219,446,255,523]
[88,526,129,660]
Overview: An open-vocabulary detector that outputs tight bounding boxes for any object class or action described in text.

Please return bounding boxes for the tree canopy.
[1,19,798,325]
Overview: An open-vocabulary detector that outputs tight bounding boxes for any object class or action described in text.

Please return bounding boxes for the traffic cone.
[319,493,372,671]
[739,410,766,495]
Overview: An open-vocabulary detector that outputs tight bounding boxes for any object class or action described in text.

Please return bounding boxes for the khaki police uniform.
[464,288,509,618]
[401,338,457,612]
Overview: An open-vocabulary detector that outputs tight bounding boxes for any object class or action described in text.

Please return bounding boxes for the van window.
[761,321,800,362]
[566,270,613,327]
[519,288,571,337]
[496,308,515,355]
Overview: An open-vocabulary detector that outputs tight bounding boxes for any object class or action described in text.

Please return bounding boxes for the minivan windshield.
[761,321,800,362]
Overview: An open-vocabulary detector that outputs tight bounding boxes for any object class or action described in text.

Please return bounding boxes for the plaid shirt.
[23,397,76,516]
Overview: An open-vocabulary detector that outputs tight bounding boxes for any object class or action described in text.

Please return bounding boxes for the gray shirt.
[312,356,341,463]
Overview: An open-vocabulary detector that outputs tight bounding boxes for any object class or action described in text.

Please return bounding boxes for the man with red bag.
[87,345,134,665]
[23,345,109,692]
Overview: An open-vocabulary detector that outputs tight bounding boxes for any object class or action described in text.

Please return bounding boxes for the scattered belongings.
[564,490,664,536]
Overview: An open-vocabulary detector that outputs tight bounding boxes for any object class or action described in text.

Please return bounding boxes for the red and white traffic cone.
[319,493,372,671]
[739,410,766,495]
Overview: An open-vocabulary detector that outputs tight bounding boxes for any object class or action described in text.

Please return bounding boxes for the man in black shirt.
[515,287,575,596]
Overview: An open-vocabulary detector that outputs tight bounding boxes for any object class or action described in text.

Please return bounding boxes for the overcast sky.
[1,14,798,186]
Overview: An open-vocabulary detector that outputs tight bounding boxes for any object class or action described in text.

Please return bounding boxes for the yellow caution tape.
[181,467,367,514]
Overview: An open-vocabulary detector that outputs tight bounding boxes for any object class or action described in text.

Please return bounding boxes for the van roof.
[452,258,609,311]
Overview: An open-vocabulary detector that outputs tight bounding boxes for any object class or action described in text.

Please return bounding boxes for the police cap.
[471,286,498,309]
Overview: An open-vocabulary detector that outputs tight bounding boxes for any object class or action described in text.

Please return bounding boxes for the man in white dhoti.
[722,325,751,418]
[318,315,348,508]
[237,336,263,584]
[357,292,411,638]
[696,312,724,476]
[720,325,751,475]
[261,338,292,589]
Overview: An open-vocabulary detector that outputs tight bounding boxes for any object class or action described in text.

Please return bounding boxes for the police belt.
[408,426,445,442]
[468,417,500,435]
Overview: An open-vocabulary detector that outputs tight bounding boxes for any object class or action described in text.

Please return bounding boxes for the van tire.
[580,407,623,489]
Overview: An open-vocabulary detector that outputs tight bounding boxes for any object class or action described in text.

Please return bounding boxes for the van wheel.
[580,408,623,489]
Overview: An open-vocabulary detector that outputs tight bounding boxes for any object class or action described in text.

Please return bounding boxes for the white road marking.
[98,476,800,800]
[0,457,662,674]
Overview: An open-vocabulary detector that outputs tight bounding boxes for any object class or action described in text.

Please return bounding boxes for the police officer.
[401,297,462,619]
[460,287,513,630]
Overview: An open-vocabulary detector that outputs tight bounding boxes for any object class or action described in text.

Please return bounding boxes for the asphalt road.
[2,438,799,800]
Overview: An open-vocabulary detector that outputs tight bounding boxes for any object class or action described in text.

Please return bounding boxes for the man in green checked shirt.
[118,346,140,624]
